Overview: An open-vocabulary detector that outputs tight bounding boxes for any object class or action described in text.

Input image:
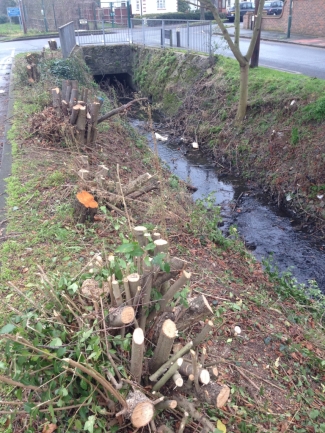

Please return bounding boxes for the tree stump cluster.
[79,227,230,430]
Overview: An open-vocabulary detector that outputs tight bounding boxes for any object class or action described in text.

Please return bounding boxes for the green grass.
[0,22,53,37]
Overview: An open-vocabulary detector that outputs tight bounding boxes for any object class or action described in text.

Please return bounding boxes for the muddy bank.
[130,117,325,292]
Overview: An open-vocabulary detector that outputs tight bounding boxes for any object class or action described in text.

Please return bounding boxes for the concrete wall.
[261,0,325,37]
[82,45,133,76]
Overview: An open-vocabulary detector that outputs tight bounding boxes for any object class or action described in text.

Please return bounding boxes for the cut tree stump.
[51,88,61,117]
[199,383,230,408]
[108,305,135,327]
[74,190,98,223]
[175,295,213,331]
[130,328,144,384]
[48,39,57,50]
[149,319,177,374]
[119,390,154,428]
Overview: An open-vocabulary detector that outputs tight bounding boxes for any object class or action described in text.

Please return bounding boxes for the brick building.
[261,0,324,37]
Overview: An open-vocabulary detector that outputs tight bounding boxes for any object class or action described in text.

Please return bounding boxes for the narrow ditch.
[97,75,325,293]
[131,117,325,293]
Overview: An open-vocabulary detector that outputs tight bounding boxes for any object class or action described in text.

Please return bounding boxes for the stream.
[131,118,325,293]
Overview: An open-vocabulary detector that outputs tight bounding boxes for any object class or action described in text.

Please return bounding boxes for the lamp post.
[286,0,293,38]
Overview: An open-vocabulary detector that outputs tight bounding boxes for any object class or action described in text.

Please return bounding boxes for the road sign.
[7,7,21,17]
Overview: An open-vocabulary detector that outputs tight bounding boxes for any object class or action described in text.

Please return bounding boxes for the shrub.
[0,14,9,24]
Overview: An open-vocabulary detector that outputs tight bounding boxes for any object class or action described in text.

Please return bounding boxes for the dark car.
[226,2,255,22]
[264,0,283,15]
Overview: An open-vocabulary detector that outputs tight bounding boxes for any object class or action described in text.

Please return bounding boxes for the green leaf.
[84,415,96,433]
[115,243,135,253]
[49,338,63,348]
[144,242,155,251]
[57,347,67,357]
[81,328,93,343]
[0,323,16,334]
[0,361,6,370]
[310,409,319,420]
[68,282,79,293]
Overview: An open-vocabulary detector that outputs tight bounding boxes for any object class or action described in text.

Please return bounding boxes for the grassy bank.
[132,48,325,234]
[0,51,324,432]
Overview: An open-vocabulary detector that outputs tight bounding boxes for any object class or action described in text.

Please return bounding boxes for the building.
[130,0,177,15]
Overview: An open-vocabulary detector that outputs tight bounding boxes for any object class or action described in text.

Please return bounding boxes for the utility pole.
[250,0,260,68]
[286,0,293,38]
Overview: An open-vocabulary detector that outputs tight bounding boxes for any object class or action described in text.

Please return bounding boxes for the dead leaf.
[42,424,57,433]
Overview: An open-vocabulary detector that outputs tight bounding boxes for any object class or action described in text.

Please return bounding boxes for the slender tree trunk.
[234,0,240,47]
[200,2,205,20]
[236,62,249,121]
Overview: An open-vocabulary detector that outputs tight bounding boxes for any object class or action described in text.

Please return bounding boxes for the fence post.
[187,20,190,51]
[142,18,145,45]
[162,19,165,48]
[209,21,212,56]
[110,2,115,28]
[127,0,131,28]
[102,18,105,45]
[176,30,180,47]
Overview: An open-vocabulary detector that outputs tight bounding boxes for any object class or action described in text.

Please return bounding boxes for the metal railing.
[73,19,216,55]
[59,22,76,59]
[76,20,131,46]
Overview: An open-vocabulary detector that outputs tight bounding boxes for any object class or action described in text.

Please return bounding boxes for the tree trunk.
[234,0,240,47]
[193,320,214,347]
[130,328,144,384]
[149,319,177,373]
[76,105,87,144]
[175,295,213,331]
[236,62,249,121]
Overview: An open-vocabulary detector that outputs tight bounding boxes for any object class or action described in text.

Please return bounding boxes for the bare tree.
[192,0,266,121]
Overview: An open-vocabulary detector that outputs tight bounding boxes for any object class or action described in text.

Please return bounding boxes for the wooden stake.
[179,360,210,385]
[172,372,183,387]
[200,383,230,408]
[70,104,81,125]
[76,105,87,144]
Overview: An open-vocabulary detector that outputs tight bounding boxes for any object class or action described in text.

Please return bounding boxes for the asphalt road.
[0,29,325,81]
[219,37,325,79]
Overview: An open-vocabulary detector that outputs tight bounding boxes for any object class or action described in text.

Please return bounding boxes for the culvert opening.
[94,73,134,92]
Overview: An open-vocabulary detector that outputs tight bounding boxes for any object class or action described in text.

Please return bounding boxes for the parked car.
[264,0,283,15]
[226,2,255,22]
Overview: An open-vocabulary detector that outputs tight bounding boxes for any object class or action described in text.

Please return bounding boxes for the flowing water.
[131,118,325,292]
